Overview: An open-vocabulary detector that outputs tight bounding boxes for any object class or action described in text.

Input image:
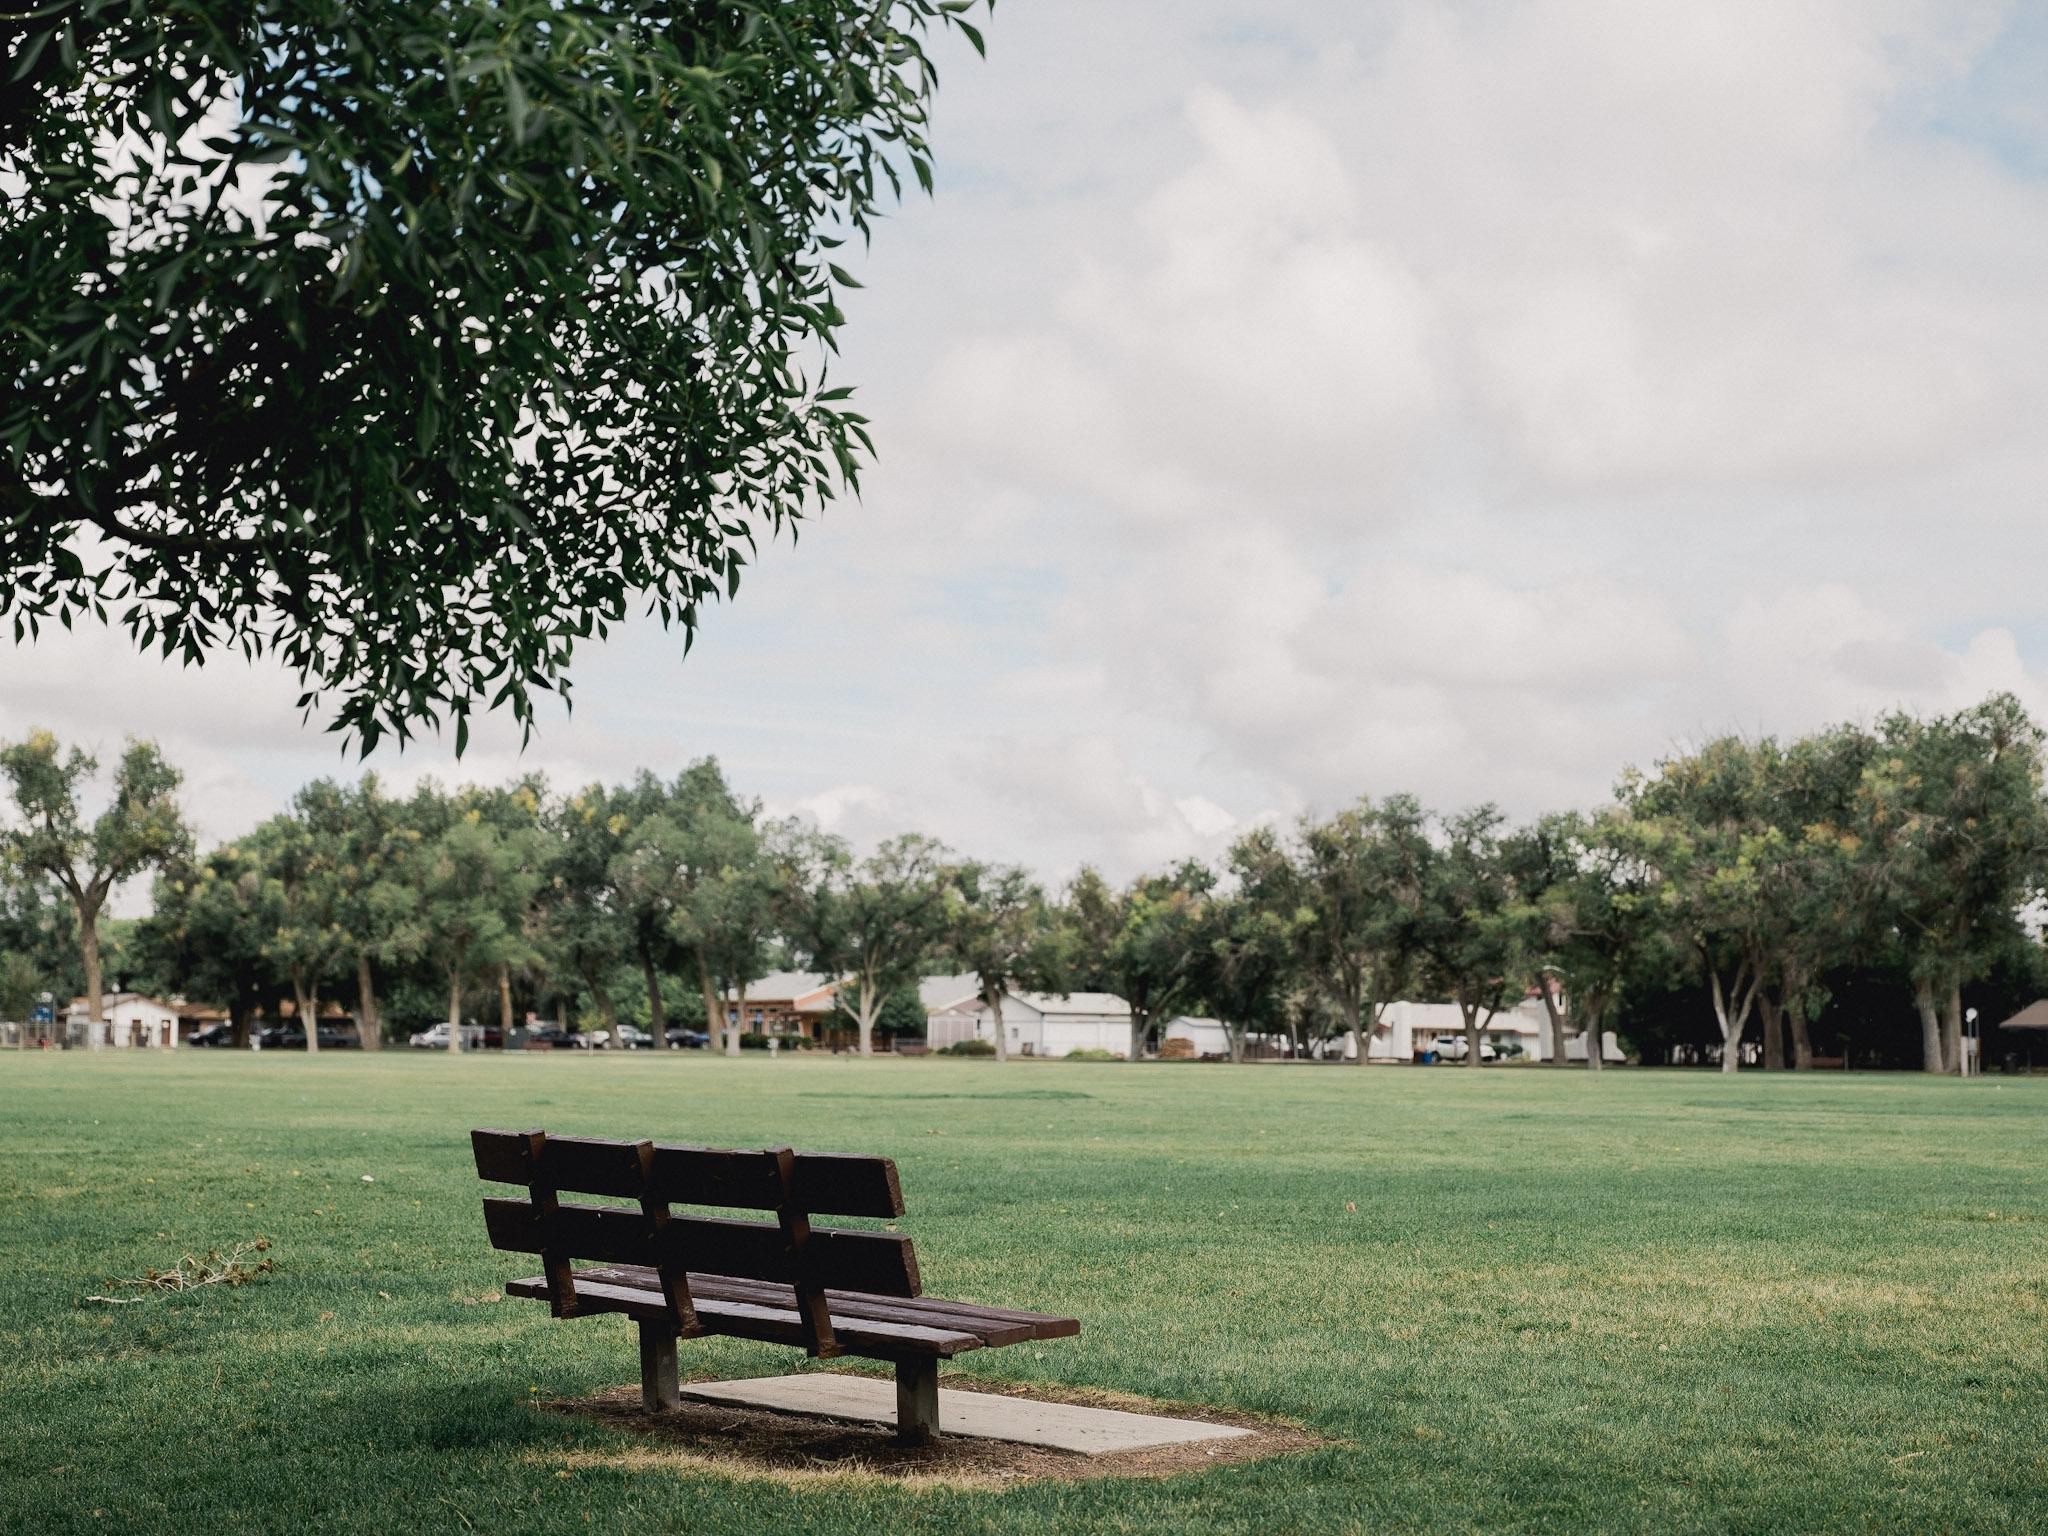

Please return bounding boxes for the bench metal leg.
[639,1322,679,1413]
[895,1357,940,1445]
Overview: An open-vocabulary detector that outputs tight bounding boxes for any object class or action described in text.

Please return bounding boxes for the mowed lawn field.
[3,1055,2045,1535]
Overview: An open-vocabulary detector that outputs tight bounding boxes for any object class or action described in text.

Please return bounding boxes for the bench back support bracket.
[523,1130,579,1319]
[768,1144,839,1358]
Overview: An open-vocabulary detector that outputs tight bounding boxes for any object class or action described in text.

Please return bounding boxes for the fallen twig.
[84,1240,274,1303]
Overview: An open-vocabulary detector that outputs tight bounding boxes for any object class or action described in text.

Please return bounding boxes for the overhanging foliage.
[1,0,985,749]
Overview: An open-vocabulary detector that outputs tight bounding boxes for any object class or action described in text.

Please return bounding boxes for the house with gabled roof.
[726,972,841,1039]
[62,993,179,1049]
[927,987,1133,1057]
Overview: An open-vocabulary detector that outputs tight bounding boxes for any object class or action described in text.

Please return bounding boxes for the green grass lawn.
[3,1053,2045,1535]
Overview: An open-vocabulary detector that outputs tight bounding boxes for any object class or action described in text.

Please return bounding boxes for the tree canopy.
[1,1,986,748]
[0,730,190,1036]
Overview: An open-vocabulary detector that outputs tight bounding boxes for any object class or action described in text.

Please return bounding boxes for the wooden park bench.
[472,1128,1079,1443]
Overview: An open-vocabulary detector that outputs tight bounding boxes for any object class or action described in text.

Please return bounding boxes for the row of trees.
[4,694,2046,1071]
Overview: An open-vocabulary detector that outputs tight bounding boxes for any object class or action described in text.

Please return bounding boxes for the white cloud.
[8,0,2048,887]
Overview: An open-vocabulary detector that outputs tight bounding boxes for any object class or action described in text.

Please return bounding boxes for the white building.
[928,988,1133,1057]
[1367,1000,1545,1061]
[1164,1016,1232,1058]
[62,993,179,1049]
[1164,1002,1549,1062]
[921,984,1627,1063]
[918,974,982,1015]
[1163,1016,1289,1059]
[1334,1000,1619,1063]
[1560,1029,1627,1064]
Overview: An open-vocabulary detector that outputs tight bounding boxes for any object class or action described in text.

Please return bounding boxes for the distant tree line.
[4,694,2047,1071]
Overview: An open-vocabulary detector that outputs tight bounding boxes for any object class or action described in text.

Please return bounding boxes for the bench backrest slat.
[479,1198,922,1296]
[475,1129,905,1219]
[648,1145,904,1219]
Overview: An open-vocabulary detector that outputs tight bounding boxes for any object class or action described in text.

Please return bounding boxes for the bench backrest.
[472,1128,915,1357]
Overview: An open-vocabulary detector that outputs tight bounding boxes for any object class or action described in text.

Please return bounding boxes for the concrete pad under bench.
[679,1373,1255,1456]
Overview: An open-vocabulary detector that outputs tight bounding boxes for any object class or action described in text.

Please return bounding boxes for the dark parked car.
[188,1022,237,1048]
[255,1022,360,1050]
[665,1028,710,1050]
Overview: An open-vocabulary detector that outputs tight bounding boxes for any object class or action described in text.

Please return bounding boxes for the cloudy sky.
[8,0,2048,887]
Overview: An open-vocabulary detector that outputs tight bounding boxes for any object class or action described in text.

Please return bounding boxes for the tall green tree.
[407,784,543,1052]
[537,784,630,1036]
[294,777,414,1047]
[3,1,991,748]
[1275,795,1431,1065]
[1419,806,1526,1069]
[610,760,758,1046]
[1622,742,1778,1075]
[0,846,74,1035]
[0,731,190,1045]
[0,850,73,1043]
[1520,811,1662,1072]
[1854,696,2048,1073]
[464,778,550,1040]
[139,842,279,1046]
[1193,874,1297,1063]
[695,814,802,1057]
[944,862,1066,1063]
[793,833,954,1056]
[1752,726,1873,1069]
[246,810,349,1053]
[1501,815,1585,1065]
[1065,861,1214,1061]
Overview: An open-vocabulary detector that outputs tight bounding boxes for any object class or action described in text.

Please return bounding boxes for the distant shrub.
[1065,1047,1119,1061]
[941,1039,996,1056]
[1157,1037,1196,1060]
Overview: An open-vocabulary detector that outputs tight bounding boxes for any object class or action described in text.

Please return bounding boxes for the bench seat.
[506,1266,1078,1358]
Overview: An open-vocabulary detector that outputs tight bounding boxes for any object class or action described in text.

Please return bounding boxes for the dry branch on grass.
[84,1240,274,1304]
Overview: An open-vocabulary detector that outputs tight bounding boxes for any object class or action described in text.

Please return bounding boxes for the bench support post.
[639,1323,679,1413]
[895,1357,940,1445]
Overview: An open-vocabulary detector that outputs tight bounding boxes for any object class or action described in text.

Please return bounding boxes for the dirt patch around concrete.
[535,1370,1327,1489]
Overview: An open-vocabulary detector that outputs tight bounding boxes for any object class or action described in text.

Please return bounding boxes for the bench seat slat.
[573,1265,1080,1346]
[502,1276,984,1357]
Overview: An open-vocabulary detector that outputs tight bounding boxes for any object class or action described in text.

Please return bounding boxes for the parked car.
[1430,1037,1497,1063]
[613,1025,655,1050]
[408,1023,493,1050]
[188,1023,237,1048]
[664,1028,710,1050]
[525,1022,570,1049]
[253,1022,361,1050]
